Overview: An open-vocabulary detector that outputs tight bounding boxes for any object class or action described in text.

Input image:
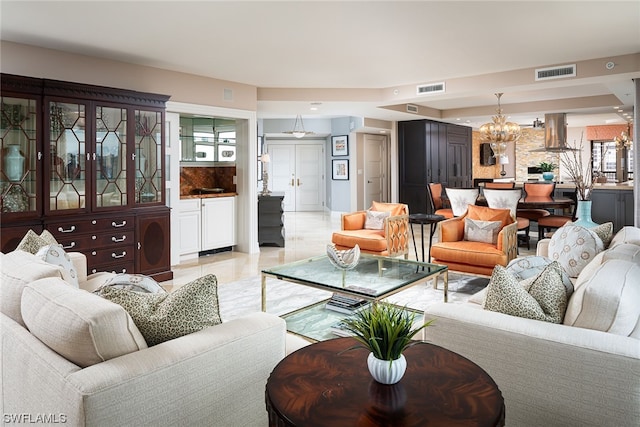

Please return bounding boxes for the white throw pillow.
[464,218,501,244]
[21,278,147,367]
[609,226,640,248]
[364,209,390,230]
[564,259,640,337]
[547,224,604,278]
[35,244,79,288]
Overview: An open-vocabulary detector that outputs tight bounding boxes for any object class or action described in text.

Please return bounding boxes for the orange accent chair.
[517,182,555,221]
[331,201,410,257]
[427,183,454,219]
[430,204,518,276]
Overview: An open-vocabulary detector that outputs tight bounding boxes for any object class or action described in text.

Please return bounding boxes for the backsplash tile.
[180,166,236,196]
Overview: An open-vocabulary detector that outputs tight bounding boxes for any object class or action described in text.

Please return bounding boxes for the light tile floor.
[166,211,537,289]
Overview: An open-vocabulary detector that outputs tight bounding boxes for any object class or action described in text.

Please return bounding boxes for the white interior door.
[364,134,387,208]
[295,144,324,211]
[268,144,296,211]
[266,141,325,211]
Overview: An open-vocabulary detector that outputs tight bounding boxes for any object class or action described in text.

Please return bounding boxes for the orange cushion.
[466,204,513,228]
[516,217,530,230]
[342,212,366,230]
[371,201,406,217]
[431,241,507,268]
[331,230,387,252]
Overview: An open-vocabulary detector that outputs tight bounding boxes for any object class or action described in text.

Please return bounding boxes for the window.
[592,140,633,182]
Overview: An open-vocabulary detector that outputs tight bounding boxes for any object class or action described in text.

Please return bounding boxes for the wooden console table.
[266,337,505,426]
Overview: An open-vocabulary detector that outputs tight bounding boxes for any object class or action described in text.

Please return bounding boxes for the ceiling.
[1,1,639,129]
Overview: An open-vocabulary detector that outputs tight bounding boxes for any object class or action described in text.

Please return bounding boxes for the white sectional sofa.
[1,249,287,427]
[423,225,640,427]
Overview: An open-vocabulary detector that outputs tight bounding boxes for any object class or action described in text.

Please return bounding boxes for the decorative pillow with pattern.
[506,256,574,297]
[95,273,167,294]
[96,274,221,346]
[464,218,501,244]
[364,209,390,230]
[547,224,604,278]
[483,262,567,323]
[35,244,79,288]
[16,229,59,254]
[567,221,614,248]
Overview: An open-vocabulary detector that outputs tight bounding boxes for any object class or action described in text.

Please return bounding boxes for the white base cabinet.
[179,196,236,260]
[202,197,236,250]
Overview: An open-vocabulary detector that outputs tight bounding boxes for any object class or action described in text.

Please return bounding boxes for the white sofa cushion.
[609,226,640,248]
[603,243,640,265]
[548,224,604,278]
[21,278,147,367]
[0,250,66,327]
[564,259,640,337]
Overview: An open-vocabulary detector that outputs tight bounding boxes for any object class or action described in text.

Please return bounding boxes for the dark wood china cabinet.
[1,74,172,281]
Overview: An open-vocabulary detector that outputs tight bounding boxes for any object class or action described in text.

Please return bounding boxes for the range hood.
[531,113,578,151]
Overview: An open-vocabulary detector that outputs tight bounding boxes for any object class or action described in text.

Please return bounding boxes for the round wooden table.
[266,337,505,427]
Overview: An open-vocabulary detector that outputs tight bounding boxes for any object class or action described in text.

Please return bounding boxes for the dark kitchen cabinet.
[399,119,472,214]
[590,189,634,233]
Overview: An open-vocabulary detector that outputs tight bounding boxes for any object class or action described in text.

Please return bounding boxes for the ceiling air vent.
[416,82,445,95]
[535,64,576,81]
[406,104,419,114]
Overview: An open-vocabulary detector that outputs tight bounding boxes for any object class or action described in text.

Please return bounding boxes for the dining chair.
[517,182,556,222]
[482,188,531,249]
[444,187,479,217]
[427,183,454,218]
[538,188,578,241]
[484,182,515,189]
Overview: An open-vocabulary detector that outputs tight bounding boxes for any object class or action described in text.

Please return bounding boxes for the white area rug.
[218,272,489,322]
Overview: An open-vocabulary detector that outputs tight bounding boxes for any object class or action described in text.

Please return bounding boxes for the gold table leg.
[261,273,267,312]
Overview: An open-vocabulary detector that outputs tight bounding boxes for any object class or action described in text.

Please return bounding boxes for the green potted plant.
[539,161,558,182]
[342,301,434,384]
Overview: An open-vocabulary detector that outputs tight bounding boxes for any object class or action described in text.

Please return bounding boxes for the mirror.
[179,115,236,164]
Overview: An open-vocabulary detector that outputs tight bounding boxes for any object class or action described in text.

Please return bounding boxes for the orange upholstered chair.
[484,182,515,189]
[430,204,518,276]
[331,201,410,257]
[517,182,555,221]
[538,188,578,240]
[427,183,454,219]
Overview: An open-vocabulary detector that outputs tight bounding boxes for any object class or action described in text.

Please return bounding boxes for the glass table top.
[262,254,447,299]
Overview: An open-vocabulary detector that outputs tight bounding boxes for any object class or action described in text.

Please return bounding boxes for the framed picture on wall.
[332,159,349,180]
[331,135,349,156]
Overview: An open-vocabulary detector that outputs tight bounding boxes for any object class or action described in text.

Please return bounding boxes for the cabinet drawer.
[56,231,135,251]
[179,199,201,212]
[86,245,135,266]
[47,215,134,238]
[88,262,135,275]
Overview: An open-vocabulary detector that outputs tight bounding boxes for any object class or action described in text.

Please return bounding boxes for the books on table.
[325,293,370,314]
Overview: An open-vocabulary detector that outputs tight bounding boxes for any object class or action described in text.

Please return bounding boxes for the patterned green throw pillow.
[16,229,58,254]
[483,262,567,323]
[97,274,222,346]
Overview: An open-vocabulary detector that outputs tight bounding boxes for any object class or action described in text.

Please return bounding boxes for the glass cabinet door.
[96,105,128,208]
[0,96,39,215]
[48,101,87,212]
[135,109,163,204]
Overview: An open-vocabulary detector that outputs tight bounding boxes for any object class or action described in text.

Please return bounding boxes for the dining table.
[476,195,574,211]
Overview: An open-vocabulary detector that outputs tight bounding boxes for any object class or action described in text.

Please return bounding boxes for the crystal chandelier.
[614,123,633,150]
[480,93,521,157]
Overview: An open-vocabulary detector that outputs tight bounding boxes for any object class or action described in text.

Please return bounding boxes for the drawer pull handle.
[62,242,76,249]
[112,220,127,228]
[112,236,127,243]
[112,251,127,259]
[58,225,76,233]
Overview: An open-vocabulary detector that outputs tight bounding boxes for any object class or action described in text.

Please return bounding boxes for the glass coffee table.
[261,254,448,341]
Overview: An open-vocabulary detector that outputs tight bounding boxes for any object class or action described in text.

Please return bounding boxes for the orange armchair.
[331,202,410,257]
[430,204,518,276]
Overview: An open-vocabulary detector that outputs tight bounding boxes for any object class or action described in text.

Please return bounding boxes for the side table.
[266,337,505,426]
[408,213,445,263]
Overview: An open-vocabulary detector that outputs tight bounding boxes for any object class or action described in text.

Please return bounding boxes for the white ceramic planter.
[367,352,407,385]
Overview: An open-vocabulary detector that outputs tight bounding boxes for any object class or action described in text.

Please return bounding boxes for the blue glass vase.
[572,200,598,229]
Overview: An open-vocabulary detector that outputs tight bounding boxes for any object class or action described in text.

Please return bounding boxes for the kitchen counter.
[555,182,633,191]
[180,192,238,199]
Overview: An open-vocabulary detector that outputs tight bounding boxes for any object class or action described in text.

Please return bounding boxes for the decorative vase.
[572,200,598,229]
[542,172,554,182]
[367,353,407,385]
[4,145,25,181]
